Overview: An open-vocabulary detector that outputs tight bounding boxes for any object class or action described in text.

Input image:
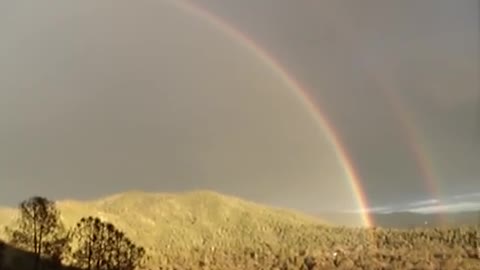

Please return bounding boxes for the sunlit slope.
[0,191,328,251]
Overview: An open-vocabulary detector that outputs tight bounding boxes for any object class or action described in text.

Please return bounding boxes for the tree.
[71,217,105,270]
[72,216,145,270]
[5,196,70,269]
[107,229,146,270]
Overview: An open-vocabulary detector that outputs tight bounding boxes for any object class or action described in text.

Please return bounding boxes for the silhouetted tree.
[5,196,70,270]
[72,216,145,270]
[106,229,146,270]
[43,231,72,265]
[71,217,104,270]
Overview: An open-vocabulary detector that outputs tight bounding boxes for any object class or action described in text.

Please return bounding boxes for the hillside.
[2,191,480,269]
[0,191,327,255]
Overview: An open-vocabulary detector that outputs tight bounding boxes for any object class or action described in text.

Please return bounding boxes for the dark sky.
[1,0,479,218]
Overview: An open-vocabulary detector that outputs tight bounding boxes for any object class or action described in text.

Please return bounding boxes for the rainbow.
[368,73,445,222]
[322,1,443,212]
[166,0,373,227]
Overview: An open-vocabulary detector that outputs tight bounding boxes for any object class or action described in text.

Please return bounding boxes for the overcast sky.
[1,0,479,218]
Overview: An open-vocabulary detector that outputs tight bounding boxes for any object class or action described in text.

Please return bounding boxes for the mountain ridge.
[0,190,329,257]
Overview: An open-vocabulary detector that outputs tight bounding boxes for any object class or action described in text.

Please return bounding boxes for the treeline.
[1,196,146,270]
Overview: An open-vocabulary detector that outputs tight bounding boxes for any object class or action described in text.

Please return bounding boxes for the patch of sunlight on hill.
[0,208,15,229]
[0,191,328,258]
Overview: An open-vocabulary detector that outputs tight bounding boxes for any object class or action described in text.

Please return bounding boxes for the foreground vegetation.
[0,192,479,269]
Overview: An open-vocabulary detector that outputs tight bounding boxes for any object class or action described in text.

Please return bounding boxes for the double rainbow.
[164,0,442,227]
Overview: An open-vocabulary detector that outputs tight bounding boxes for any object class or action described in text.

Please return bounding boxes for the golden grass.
[0,191,327,257]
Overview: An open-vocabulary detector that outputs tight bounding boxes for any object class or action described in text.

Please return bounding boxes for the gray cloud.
[0,0,365,219]
[1,0,478,221]
[194,0,480,207]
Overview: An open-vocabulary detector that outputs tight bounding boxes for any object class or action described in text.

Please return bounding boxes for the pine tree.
[72,216,146,270]
[5,196,70,269]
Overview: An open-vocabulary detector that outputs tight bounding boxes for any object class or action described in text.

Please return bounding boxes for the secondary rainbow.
[323,1,443,214]
[167,0,373,227]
